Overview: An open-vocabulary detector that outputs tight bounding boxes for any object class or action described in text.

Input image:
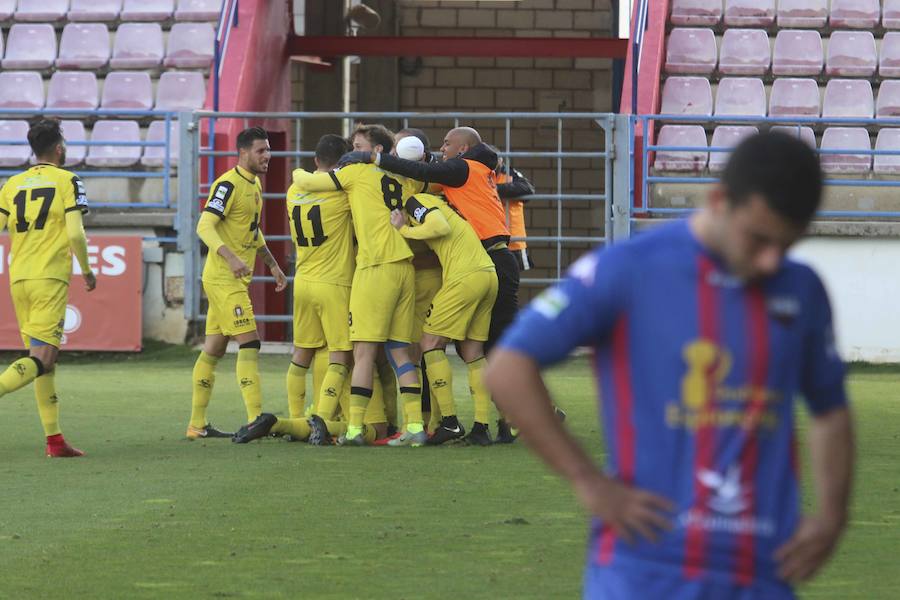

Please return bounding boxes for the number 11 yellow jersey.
[286,181,354,286]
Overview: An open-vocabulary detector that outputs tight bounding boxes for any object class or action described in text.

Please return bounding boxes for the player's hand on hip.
[390,209,406,229]
[83,270,97,292]
[574,473,673,545]
[272,266,288,292]
[228,256,252,279]
[775,514,846,583]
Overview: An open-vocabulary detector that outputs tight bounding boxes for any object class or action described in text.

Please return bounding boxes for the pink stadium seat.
[777,0,828,27]
[718,29,770,75]
[874,129,900,174]
[0,121,31,167]
[770,125,817,148]
[109,23,164,69]
[1,24,57,69]
[879,33,900,77]
[56,23,110,70]
[822,79,874,118]
[669,0,722,26]
[876,80,900,118]
[820,127,871,173]
[120,0,173,21]
[68,0,121,21]
[825,31,876,77]
[660,76,713,116]
[164,22,215,69]
[0,71,44,110]
[101,71,153,111]
[885,0,900,29]
[829,0,880,29]
[653,125,708,172]
[772,30,823,76]
[709,126,758,172]
[665,28,717,75]
[714,77,766,117]
[175,0,222,21]
[155,71,206,112]
[141,120,179,167]
[60,120,86,167]
[14,0,67,21]
[769,78,820,117]
[0,0,15,20]
[86,120,141,167]
[724,0,775,26]
[47,71,98,110]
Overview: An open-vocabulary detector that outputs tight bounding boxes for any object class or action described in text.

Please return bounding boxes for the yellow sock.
[363,424,378,443]
[326,419,347,437]
[311,348,329,414]
[286,361,308,419]
[0,356,41,396]
[468,357,492,424]
[314,363,349,420]
[424,349,456,417]
[349,386,372,428]
[189,352,218,428]
[401,386,423,432]
[34,372,60,436]
[236,347,262,422]
[271,417,311,440]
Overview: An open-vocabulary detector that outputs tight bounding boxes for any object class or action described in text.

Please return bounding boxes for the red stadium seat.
[665,28,717,75]
[724,0,775,27]
[874,129,900,174]
[660,76,713,116]
[653,125,708,171]
[718,29,770,75]
[885,0,900,29]
[769,78,820,117]
[141,120,179,167]
[121,0,174,21]
[155,71,206,112]
[0,71,44,110]
[1,24,56,69]
[164,22,215,69]
[101,71,153,111]
[876,80,900,118]
[14,0,68,22]
[0,0,15,20]
[0,121,31,167]
[777,0,828,28]
[709,126,758,172]
[57,23,110,70]
[68,0,122,22]
[47,71,98,110]
[670,0,722,26]
[60,120,87,167]
[820,127,871,173]
[770,125,817,148]
[109,23,164,69]
[879,32,900,77]
[175,0,223,21]
[825,31,876,77]
[86,120,141,167]
[714,77,767,117]
[822,79,874,118]
[830,0,880,29]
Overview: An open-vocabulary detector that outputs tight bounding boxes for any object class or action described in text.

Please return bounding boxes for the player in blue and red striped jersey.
[485,132,855,600]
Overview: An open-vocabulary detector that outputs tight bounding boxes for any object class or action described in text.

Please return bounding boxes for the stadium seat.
[665,28,717,75]
[669,0,722,26]
[164,22,215,69]
[777,0,828,28]
[714,77,766,117]
[718,29,771,75]
[0,71,44,110]
[14,0,67,21]
[653,125,708,171]
[829,0,880,29]
[724,0,775,27]
[56,23,110,70]
[155,71,206,112]
[825,31,876,77]
[101,71,153,111]
[879,32,900,77]
[68,0,122,21]
[874,129,900,174]
[659,76,713,116]
[770,125,817,148]
[709,126,758,172]
[885,0,900,29]
[0,120,31,167]
[174,0,223,21]
[0,0,15,20]
[60,120,86,167]
[141,120,179,167]
[120,0,174,21]
[772,30,823,76]
[86,120,141,167]
[820,127,872,173]
[46,71,98,110]
[876,80,900,118]
[822,79,874,118]
[769,78,820,117]
[1,24,57,70]
[109,23,164,69]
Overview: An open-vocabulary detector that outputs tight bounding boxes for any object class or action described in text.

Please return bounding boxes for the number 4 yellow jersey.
[201,165,263,285]
[0,163,89,284]
[286,181,354,286]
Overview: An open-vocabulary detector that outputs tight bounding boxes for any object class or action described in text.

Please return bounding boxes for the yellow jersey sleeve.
[204,177,236,219]
[0,181,10,221]
[292,169,344,192]
[62,174,89,215]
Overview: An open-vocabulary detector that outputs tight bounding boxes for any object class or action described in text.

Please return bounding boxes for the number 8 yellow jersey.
[286,182,355,286]
[0,163,89,284]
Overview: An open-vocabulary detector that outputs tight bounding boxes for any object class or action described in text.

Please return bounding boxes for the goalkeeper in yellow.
[186,127,287,440]
[0,119,95,457]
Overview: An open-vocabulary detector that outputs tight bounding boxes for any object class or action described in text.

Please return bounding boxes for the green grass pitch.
[0,345,897,599]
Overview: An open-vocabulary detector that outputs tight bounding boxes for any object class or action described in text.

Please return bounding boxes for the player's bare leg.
[187,333,232,440]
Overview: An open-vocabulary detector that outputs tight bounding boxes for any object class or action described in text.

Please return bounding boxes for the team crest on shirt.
[768,295,800,323]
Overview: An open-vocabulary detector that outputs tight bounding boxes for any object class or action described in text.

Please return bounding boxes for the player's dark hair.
[315,134,351,169]
[236,127,268,151]
[352,123,394,153]
[722,131,823,226]
[27,119,64,158]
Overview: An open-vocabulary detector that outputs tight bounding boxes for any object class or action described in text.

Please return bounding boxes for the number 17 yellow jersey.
[286,181,354,286]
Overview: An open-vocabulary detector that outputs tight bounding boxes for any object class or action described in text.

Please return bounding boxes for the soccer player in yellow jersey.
[390,191,498,446]
[292,124,428,446]
[0,119,94,457]
[187,127,287,440]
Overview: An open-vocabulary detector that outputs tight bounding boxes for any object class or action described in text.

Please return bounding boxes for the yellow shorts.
[413,267,442,343]
[11,279,68,348]
[204,281,257,337]
[424,268,498,342]
[349,260,415,343]
[293,279,352,351]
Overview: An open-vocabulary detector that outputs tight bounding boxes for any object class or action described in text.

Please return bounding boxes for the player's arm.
[62,175,96,291]
[196,211,250,279]
[291,169,345,193]
[0,188,8,231]
[376,153,469,188]
[497,169,535,201]
[390,197,451,240]
[256,233,287,292]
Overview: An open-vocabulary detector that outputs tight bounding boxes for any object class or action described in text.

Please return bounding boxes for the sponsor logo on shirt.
[413,206,428,222]
[676,464,775,536]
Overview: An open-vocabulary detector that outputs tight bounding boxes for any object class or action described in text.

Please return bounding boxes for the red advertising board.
[0,235,143,351]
